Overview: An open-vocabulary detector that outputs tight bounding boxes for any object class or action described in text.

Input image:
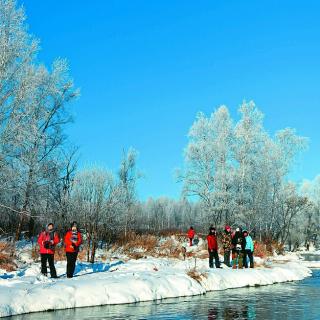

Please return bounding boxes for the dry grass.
[113,232,190,260]
[194,250,209,260]
[31,245,40,261]
[272,241,285,255]
[187,268,208,284]
[53,246,66,261]
[253,241,270,258]
[77,247,88,261]
[116,232,158,253]
[112,232,159,260]
[129,252,145,260]
[241,240,285,262]
[0,242,17,272]
[31,244,88,262]
[158,229,183,237]
[157,238,183,259]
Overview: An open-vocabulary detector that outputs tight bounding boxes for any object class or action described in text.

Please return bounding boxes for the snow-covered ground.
[0,248,315,318]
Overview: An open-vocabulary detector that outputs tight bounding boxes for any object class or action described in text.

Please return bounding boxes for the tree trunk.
[15,213,24,241]
[87,232,91,263]
[16,168,33,241]
[90,239,96,263]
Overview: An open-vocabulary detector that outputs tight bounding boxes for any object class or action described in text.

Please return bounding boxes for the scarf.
[71,230,78,243]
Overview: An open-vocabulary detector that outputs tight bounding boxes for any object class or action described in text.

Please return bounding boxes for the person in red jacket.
[37,222,60,278]
[207,226,221,268]
[187,226,195,246]
[64,221,82,278]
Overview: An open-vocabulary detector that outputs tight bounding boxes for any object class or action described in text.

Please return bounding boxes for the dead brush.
[53,245,66,261]
[56,245,88,262]
[194,250,208,260]
[186,251,195,258]
[157,238,183,259]
[128,252,145,260]
[31,245,40,261]
[117,232,158,255]
[187,268,208,284]
[272,241,285,255]
[0,242,17,272]
[31,243,87,262]
[254,241,270,258]
[77,246,88,261]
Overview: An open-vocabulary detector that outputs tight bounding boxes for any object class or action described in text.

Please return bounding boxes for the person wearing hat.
[37,222,60,278]
[64,221,83,278]
[243,230,254,268]
[231,227,246,269]
[207,226,221,268]
[221,225,232,267]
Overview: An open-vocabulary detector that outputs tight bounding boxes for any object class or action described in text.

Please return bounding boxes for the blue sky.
[23,0,320,199]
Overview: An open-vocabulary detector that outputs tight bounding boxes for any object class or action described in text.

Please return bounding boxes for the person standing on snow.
[37,222,60,278]
[243,230,254,268]
[207,226,221,268]
[64,221,82,278]
[187,226,195,246]
[222,225,232,267]
[231,227,246,269]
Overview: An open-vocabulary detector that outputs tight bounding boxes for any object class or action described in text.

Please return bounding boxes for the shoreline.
[0,255,315,318]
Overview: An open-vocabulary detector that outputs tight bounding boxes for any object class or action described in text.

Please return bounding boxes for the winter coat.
[38,231,60,254]
[207,234,218,251]
[221,231,232,251]
[64,230,83,253]
[245,235,254,252]
[187,229,195,239]
[231,232,246,252]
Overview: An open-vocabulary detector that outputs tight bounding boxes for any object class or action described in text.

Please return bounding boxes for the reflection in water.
[8,262,320,320]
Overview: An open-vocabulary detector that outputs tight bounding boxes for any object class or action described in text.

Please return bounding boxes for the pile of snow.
[271,251,320,269]
[0,255,312,318]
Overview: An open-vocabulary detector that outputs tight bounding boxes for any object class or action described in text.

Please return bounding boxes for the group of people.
[187,225,254,269]
[38,221,253,278]
[37,221,82,278]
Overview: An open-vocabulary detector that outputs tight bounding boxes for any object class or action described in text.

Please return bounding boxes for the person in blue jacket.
[243,230,254,268]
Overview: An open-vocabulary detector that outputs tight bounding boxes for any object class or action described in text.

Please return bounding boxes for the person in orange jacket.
[37,222,60,278]
[207,226,221,268]
[187,226,195,246]
[64,221,82,278]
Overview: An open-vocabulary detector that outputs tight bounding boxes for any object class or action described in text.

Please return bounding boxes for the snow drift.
[0,256,312,318]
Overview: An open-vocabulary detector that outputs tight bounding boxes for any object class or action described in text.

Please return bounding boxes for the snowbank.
[0,256,312,318]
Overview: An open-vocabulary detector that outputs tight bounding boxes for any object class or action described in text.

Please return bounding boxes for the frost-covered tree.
[233,101,268,226]
[118,148,141,237]
[299,176,320,246]
[71,167,119,263]
[179,100,308,244]
[0,0,78,239]
[179,106,234,225]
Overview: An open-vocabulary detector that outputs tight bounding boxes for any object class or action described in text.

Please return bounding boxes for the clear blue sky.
[23,0,320,199]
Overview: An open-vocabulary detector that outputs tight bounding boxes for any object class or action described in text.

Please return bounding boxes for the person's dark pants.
[244,249,254,268]
[189,238,193,246]
[232,251,238,269]
[224,250,231,267]
[41,253,57,278]
[238,251,244,269]
[66,252,78,278]
[209,250,220,268]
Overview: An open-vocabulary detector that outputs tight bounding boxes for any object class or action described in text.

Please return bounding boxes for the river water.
[9,255,320,320]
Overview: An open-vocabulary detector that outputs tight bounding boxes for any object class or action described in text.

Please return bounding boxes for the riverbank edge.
[0,259,314,318]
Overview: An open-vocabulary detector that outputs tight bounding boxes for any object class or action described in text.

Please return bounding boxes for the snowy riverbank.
[0,254,314,318]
